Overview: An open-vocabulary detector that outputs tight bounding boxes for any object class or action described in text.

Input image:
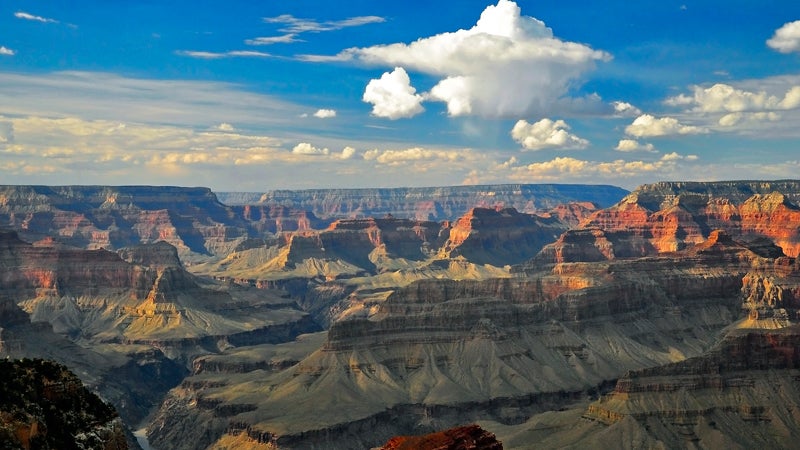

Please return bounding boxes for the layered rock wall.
[218,184,628,220]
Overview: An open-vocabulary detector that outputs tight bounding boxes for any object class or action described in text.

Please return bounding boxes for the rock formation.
[148,229,770,449]
[565,327,800,449]
[535,180,800,263]
[380,424,503,450]
[0,185,254,261]
[217,184,628,220]
[0,229,317,429]
[0,358,127,449]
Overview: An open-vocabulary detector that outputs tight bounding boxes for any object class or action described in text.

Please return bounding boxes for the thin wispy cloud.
[176,50,271,59]
[263,14,384,33]
[246,34,302,46]
[15,11,59,24]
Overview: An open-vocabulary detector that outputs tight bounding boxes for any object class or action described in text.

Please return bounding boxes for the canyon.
[2,180,800,449]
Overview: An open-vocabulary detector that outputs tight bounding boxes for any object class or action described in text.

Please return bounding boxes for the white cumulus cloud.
[660,152,698,162]
[363,147,466,165]
[313,109,337,119]
[718,111,780,127]
[615,139,655,152]
[362,67,425,119]
[768,20,800,53]
[511,118,589,151]
[0,46,15,56]
[625,114,706,137]
[666,83,800,113]
[613,101,642,117]
[215,122,236,132]
[292,142,330,155]
[329,0,609,118]
[340,146,356,160]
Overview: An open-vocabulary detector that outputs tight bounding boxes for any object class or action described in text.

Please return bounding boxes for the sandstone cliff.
[0,185,255,261]
[533,180,800,264]
[217,184,628,220]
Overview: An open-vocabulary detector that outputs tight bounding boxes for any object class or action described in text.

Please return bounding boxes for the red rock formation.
[381,424,503,450]
[0,185,260,258]
[539,181,800,264]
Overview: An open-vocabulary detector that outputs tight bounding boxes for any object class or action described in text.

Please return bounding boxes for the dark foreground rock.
[0,358,127,450]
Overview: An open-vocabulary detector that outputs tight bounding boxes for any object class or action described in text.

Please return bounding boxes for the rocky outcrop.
[0,358,127,449]
[218,184,628,220]
[536,180,800,263]
[380,424,503,450]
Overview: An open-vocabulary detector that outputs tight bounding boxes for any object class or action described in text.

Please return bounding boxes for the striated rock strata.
[217,184,628,220]
[572,327,800,449]
[534,180,800,263]
[0,185,292,262]
[0,230,318,427]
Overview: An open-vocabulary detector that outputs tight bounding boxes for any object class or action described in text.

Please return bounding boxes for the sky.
[2,0,800,191]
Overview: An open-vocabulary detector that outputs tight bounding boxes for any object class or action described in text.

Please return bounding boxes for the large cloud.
[625,114,706,137]
[511,118,588,151]
[328,0,609,118]
[768,20,800,53]
[362,67,425,119]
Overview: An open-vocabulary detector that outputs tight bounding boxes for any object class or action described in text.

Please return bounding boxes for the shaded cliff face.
[0,185,255,261]
[0,358,127,450]
[217,184,628,220]
[148,231,770,450]
[438,207,574,266]
[536,180,800,263]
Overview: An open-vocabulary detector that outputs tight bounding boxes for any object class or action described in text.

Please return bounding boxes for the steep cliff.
[217,184,628,220]
[438,207,570,266]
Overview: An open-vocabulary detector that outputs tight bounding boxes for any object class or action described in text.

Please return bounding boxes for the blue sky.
[2,1,800,191]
